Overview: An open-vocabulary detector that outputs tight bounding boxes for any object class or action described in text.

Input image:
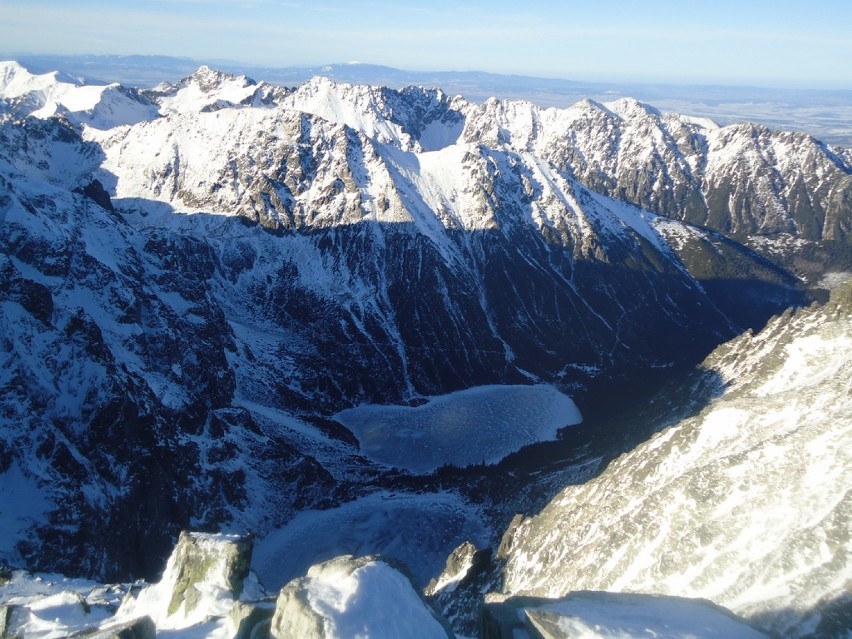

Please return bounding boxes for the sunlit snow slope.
[499,282,852,638]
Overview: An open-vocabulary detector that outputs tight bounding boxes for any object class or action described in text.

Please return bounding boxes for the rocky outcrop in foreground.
[270,554,453,639]
[0,533,774,638]
[0,532,455,638]
[4,508,848,638]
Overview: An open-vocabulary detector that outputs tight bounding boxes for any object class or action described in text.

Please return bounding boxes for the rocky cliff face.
[0,115,338,579]
[463,95,851,243]
[0,62,844,584]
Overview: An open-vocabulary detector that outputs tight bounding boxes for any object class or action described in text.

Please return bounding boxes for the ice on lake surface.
[252,491,488,590]
[333,384,582,474]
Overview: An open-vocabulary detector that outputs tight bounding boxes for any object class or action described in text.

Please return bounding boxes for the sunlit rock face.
[115,531,256,630]
[0,531,267,639]
[497,282,852,638]
[462,94,852,243]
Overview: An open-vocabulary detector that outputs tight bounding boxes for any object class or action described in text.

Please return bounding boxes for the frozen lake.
[333,384,582,474]
[252,491,488,589]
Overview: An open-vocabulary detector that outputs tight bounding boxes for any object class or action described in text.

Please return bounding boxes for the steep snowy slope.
[0,60,158,129]
[497,281,852,638]
[0,116,339,579]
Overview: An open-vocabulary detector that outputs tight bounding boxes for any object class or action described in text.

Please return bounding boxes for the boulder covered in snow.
[480,591,769,639]
[269,554,454,639]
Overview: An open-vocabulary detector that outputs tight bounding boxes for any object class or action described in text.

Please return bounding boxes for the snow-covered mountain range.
[0,60,850,637]
[9,53,852,146]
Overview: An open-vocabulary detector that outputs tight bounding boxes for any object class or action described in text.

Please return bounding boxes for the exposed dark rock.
[426,543,499,638]
[425,541,485,596]
[75,179,115,212]
[0,259,54,325]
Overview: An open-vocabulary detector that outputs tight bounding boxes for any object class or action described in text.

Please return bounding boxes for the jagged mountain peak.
[282,75,465,151]
[195,63,243,79]
[0,60,81,99]
[182,64,255,92]
[0,60,33,91]
[604,96,662,120]
[570,96,614,115]
[143,65,286,115]
[284,75,415,147]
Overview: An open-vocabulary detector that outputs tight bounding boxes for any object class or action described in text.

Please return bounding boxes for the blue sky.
[1,0,850,88]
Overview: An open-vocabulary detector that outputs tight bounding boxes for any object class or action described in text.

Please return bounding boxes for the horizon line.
[4,51,852,94]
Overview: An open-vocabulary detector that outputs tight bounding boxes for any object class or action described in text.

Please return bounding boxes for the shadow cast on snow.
[89,189,807,483]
